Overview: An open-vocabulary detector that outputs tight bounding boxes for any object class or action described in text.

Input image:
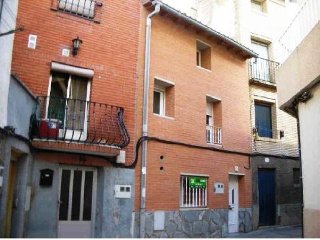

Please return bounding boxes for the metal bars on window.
[180,175,207,208]
[51,0,103,23]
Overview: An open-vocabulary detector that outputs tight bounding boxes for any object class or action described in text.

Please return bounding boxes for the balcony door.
[47,72,91,140]
[251,41,270,81]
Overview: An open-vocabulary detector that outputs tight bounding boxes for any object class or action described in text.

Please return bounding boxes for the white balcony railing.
[206,126,222,145]
[279,0,320,63]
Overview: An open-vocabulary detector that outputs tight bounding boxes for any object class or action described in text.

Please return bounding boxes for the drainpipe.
[140,2,160,238]
[296,107,304,238]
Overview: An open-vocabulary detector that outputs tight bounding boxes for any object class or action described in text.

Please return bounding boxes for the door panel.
[3,161,17,237]
[258,169,276,226]
[58,167,96,238]
[228,175,239,233]
[251,41,270,81]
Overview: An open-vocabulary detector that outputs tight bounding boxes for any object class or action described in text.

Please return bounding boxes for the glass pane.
[153,91,161,114]
[71,170,82,221]
[67,76,88,130]
[255,104,272,138]
[59,170,71,220]
[83,171,93,221]
[48,72,68,122]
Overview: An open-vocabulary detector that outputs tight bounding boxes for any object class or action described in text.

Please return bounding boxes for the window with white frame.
[206,96,222,145]
[47,62,93,140]
[153,87,165,115]
[153,77,175,117]
[196,40,211,70]
[180,175,208,208]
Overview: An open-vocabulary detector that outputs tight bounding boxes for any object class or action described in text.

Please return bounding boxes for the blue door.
[258,169,276,226]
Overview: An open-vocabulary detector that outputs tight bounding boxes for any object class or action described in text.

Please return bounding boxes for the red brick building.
[7,0,140,237]
[134,0,257,237]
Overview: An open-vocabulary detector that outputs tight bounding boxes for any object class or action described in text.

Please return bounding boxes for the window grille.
[180,175,207,208]
[51,0,103,23]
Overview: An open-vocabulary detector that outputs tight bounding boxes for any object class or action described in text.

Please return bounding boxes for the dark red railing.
[30,96,130,148]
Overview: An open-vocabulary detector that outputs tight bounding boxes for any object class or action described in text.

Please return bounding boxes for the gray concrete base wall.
[0,137,33,238]
[96,167,135,238]
[133,208,252,238]
[26,161,135,238]
[25,160,59,238]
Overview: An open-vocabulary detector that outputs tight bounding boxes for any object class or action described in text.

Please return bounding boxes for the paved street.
[228,225,302,238]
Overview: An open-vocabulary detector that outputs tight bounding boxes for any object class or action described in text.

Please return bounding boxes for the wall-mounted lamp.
[72,36,83,56]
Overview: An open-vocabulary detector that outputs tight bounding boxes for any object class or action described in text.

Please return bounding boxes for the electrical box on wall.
[214,182,224,194]
[114,185,131,198]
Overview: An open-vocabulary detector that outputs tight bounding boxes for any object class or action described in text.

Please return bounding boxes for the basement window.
[196,40,211,70]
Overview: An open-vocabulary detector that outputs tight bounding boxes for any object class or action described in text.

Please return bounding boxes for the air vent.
[28,34,37,49]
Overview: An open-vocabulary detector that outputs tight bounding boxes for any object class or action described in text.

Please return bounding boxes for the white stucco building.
[277,0,320,237]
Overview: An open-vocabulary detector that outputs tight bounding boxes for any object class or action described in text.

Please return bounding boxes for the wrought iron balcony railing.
[249,57,279,84]
[29,96,130,148]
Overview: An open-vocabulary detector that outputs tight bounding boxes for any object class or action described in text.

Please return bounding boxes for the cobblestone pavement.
[227,225,302,238]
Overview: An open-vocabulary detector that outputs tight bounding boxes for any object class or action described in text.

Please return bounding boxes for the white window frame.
[180,175,208,208]
[46,72,91,141]
[153,87,165,116]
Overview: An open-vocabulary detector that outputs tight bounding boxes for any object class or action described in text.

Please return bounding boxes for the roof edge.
[143,0,258,59]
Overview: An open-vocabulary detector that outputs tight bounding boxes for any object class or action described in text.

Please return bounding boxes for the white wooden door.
[58,166,96,238]
[228,175,239,233]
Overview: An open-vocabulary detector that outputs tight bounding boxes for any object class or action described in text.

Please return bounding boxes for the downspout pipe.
[140,2,160,238]
[296,107,304,238]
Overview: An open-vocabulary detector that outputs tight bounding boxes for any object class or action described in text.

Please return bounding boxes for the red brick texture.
[135,9,252,211]
[11,0,141,166]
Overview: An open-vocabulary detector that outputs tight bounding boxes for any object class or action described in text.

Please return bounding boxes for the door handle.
[228,205,233,210]
[58,200,63,204]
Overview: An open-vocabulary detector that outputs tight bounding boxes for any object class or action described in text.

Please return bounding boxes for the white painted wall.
[0,0,18,127]
[298,84,320,210]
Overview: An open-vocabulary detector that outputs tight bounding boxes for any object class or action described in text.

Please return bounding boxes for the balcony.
[30,96,130,149]
[206,126,222,145]
[249,57,279,86]
[278,0,320,63]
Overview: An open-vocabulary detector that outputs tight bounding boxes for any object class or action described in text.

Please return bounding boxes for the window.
[250,41,270,82]
[153,77,175,117]
[196,40,211,70]
[255,103,273,138]
[47,62,93,140]
[293,168,300,187]
[251,0,267,13]
[52,0,103,22]
[206,96,222,144]
[153,88,165,115]
[180,175,207,208]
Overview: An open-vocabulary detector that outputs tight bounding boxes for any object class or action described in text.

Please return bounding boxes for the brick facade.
[11,0,141,166]
[135,5,254,235]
